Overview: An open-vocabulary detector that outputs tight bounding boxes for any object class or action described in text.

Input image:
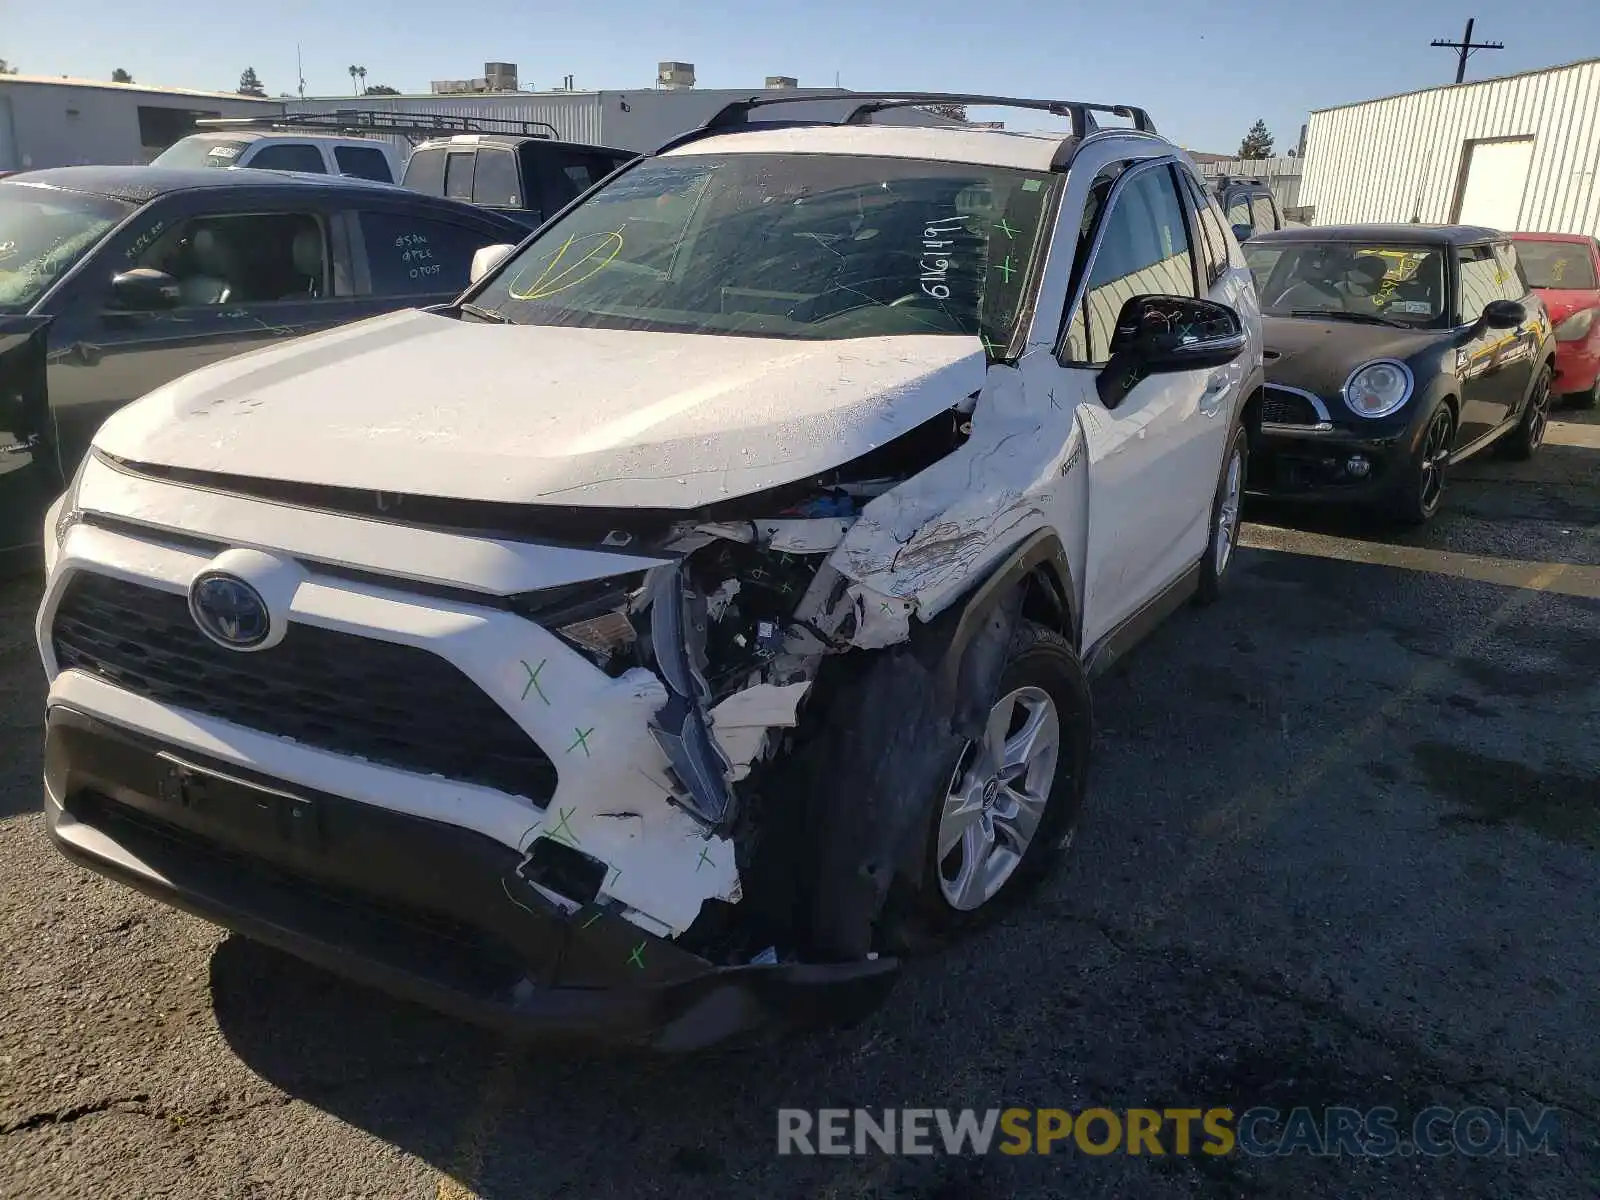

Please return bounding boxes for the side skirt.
[1082,561,1202,680]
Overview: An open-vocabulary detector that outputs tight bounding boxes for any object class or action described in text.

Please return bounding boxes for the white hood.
[93,309,988,509]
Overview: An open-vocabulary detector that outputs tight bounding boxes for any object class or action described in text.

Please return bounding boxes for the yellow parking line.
[1130,522,1592,932]
[1240,525,1600,600]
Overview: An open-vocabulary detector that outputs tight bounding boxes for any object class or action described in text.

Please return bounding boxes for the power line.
[1430,17,1504,85]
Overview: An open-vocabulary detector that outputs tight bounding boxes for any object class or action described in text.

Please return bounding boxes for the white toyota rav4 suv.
[37,93,1263,1051]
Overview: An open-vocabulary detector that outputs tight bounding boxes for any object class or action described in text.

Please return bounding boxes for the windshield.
[1246,241,1448,327]
[470,152,1057,348]
[149,138,251,170]
[0,186,133,312]
[1513,239,1598,290]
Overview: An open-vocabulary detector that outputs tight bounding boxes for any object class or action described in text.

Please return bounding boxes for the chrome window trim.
[1053,153,1190,366]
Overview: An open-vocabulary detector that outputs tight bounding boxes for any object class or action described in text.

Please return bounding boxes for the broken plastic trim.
[646,564,737,829]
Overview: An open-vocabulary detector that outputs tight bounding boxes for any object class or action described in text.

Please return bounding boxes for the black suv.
[403,134,636,230]
[1214,175,1287,242]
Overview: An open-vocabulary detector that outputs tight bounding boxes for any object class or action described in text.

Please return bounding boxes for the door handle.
[1199,371,1232,416]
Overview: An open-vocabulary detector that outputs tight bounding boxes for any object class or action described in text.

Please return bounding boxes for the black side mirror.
[109,268,180,311]
[1482,299,1525,329]
[1097,294,1247,410]
[1231,223,1255,244]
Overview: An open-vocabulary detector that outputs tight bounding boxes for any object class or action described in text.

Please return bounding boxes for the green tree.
[364,83,399,95]
[1237,118,1274,160]
[111,67,134,83]
[237,66,266,97]
[0,59,18,75]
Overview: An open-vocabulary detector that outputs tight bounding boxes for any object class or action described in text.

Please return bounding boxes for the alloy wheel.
[1215,447,1244,575]
[936,686,1060,911]
[1419,409,1453,511]
[1527,372,1551,450]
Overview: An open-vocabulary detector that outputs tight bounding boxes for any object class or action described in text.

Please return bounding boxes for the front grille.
[1261,388,1324,426]
[52,573,557,805]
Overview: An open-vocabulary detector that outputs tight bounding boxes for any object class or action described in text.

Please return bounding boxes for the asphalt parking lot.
[2,410,1597,1200]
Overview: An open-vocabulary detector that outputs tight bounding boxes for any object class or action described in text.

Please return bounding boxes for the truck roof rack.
[691,91,1155,140]
[194,110,558,144]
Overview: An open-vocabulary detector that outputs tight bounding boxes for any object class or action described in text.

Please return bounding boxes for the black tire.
[1500,364,1553,461]
[1195,422,1248,606]
[882,621,1092,952]
[1393,403,1455,526]
[1565,382,1597,410]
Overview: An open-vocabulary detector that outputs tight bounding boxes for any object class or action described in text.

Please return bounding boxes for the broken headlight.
[508,571,648,672]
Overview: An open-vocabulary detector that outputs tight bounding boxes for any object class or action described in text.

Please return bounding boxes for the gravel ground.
[1,410,1597,1200]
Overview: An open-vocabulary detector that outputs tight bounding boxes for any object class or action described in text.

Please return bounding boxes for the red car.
[1511,232,1600,409]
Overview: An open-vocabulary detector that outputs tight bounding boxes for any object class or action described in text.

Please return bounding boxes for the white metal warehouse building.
[281,86,953,155]
[1300,56,1600,236]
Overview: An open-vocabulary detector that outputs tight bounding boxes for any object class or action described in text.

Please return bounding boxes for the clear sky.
[4,0,1597,154]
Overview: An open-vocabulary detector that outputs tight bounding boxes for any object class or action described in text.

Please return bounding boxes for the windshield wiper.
[1288,308,1406,328]
[459,302,508,324]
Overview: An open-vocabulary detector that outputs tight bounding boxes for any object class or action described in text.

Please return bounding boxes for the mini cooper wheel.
[1395,404,1455,525]
[1500,365,1553,461]
[1196,422,1248,605]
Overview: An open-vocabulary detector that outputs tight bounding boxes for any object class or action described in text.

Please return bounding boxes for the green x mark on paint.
[982,334,1005,356]
[520,658,549,704]
[567,726,595,756]
[581,910,604,929]
[628,941,647,970]
[696,846,714,873]
[994,256,1017,284]
[546,805,579,846]
[994,218,1019,239]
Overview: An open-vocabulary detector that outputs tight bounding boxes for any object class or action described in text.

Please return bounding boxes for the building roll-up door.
[1452,137,1534,231]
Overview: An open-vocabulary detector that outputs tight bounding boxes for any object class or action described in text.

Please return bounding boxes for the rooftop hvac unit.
[765,76,799,89]
[484,62,518,91]
[658,61,696,90]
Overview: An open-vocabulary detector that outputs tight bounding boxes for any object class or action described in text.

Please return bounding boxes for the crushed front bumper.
[1247,425,1414,505]
[43,706,899,1052]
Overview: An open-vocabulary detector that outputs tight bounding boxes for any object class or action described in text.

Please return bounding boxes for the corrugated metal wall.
[285,88,951,156]
[1302,58,1600,235]
[283,92,606,153]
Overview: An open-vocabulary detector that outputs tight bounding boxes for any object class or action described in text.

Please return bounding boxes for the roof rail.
[689,91,1156,140]
[194,110,558,144]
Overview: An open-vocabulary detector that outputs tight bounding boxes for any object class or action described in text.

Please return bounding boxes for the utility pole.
[1430,17,1504,84]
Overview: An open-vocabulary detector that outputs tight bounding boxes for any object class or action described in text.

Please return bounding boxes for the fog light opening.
[1345,455,1372,479]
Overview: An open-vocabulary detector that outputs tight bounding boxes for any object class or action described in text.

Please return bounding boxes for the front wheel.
[1500,365,1553,460]
[1394,403,1455,525]
[892,622,1091,946]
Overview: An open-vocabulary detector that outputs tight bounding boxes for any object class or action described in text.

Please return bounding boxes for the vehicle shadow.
[0,573,45,819]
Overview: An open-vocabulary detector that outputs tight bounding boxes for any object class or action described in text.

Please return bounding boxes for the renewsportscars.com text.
[777,1106,1560,1158]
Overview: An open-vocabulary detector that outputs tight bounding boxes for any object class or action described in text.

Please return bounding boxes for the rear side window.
[403,148,446,195]
[1225,193,1252,229]
[472,149,521,207]
[358,210,502,295]
[444,152,476,201]
[246,143,327,174]
[334,145,393,183]
[543,149,617,208]
[1249,194,1277,233]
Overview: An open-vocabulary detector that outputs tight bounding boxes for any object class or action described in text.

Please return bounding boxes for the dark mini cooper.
[1244,224,1555,523]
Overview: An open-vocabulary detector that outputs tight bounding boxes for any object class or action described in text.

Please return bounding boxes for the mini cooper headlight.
[1343,359,1414,419]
